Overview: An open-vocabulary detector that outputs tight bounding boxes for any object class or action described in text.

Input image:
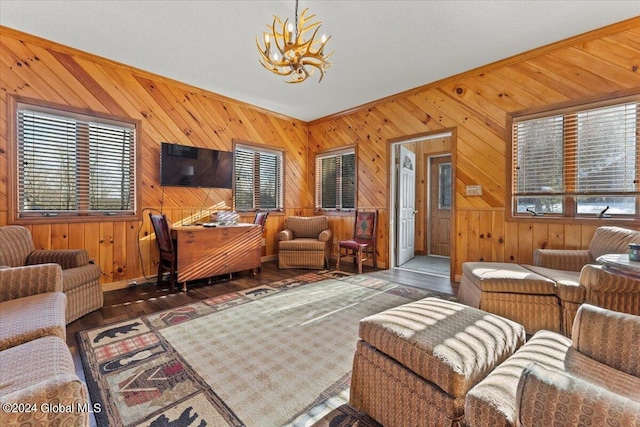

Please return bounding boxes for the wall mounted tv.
[160,142,233,189]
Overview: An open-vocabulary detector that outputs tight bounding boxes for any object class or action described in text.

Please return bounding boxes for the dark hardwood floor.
[67,260,458,425]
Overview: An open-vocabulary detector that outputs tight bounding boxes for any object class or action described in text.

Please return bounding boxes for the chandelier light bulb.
[256,0,334,83]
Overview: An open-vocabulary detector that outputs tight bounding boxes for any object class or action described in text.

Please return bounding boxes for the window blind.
[315,149,355,210]
[234,145,283,211]
[512,99,638,216]
[17,105,136,217]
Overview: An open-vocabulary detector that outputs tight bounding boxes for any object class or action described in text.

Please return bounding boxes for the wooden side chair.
[337,210,377,274]
[149,213,178,292]
[254,211,269,229]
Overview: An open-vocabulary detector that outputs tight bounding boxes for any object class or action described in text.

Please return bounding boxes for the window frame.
[507,93,640,225]
[232,140,285,212]
[315,145,357,213]
[8,96,141,224]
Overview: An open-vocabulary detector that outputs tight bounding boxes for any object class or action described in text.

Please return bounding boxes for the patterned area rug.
[78,271,456,426]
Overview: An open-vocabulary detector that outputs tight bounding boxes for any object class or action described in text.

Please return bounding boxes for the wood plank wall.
[1,18,639,288]
[308,18,640,279]
[0,26,312,289]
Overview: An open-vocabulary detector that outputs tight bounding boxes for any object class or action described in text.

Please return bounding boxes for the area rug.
[78,272,456,427]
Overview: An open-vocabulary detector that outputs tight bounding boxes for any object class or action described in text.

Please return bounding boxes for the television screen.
[160,142,233,188]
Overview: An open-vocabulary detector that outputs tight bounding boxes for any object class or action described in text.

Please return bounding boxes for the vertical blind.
[512,99,638,216]
[234,145,283,211]
[315,149,355,210]
[17,105,136,216]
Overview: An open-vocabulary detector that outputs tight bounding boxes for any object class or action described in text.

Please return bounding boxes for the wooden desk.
[172,223,262,288]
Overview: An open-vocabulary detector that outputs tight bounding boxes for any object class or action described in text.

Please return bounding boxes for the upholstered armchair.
[0,225,103,324]
[277,216,332,269]
[514,304,640,426]
[534,226,640,271]
[466,304,640,427]
[533,226,640,334]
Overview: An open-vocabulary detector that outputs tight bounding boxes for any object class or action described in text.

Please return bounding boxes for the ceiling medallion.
[257,0,333,83]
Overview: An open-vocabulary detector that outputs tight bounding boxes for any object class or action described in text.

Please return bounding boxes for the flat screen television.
[160,142,233,188]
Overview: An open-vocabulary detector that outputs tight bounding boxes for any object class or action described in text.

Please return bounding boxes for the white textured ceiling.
[1,1,639,121]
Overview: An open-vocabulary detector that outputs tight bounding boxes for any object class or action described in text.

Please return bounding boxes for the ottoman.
[350,297,525,427]
[458,262,561,334]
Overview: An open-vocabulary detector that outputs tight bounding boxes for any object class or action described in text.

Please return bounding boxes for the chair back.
[0,225,36,267]
[284,216,329,238]
[589,226,640,260]
[149,214,174,254]
[254,211,269,229]
[353,210,377,244]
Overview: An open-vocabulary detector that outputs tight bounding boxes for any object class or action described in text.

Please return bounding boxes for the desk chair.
[254,211,269,229]
[149,213,178,292]
[337,210,377,274]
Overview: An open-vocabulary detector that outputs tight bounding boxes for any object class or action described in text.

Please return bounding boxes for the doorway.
[390,132,453,278]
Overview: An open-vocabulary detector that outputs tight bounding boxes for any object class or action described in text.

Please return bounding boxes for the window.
[439,163,452,210]
[510,97,638,220]
[14,101,137,219]
[233,143,283,211]
[315,147,356,211]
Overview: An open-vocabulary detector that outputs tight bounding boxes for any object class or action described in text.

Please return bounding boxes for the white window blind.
[16,104,136,217]
[234,145,283,211]
[512,99,638,217]
[315,148,355,210]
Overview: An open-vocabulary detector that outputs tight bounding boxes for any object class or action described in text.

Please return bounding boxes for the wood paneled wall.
[308,18,640,279]
[2,18,639,288]
[0,26,311,289]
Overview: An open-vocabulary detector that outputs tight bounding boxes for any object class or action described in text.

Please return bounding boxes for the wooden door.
[429,155,451,256]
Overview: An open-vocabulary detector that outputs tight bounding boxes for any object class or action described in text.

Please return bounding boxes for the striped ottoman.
[350,298,525,427]
[458,262,561,334]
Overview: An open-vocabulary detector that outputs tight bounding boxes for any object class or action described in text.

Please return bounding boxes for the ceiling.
[1,1,639,122]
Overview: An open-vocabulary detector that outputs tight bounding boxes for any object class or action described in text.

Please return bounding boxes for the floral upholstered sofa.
[0,264,90,426]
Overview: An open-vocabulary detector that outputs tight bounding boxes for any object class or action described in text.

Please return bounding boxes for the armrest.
[0,264,63,302]
[572,302,640,378]
[580,263,640,294]
[318,229,333,242]
[0,373,89,426]
[515,363,640,427]
[533,249,592,271]
[278,229,294,241]
[26,249,90,269]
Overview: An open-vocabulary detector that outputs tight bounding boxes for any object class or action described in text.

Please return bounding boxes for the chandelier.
[257,0,333,83]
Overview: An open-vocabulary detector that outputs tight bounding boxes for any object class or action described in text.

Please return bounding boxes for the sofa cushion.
[0,292,66,351]
[0,225,34,267]
[0,335,76,395]
[465,330,573,427]
[358,297,525,399]
[462,262,556,295]
[522,264,584,303]
[278,238,328,252]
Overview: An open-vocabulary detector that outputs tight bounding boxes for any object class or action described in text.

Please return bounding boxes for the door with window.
[398,146,416,265]
[429,156,451,256]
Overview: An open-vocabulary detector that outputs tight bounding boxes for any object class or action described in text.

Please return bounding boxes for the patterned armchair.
[277,216,332,269]
[465,304,640,427]
[533,226,640,334]
[0,263,90,426]
[0,225,103,324]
